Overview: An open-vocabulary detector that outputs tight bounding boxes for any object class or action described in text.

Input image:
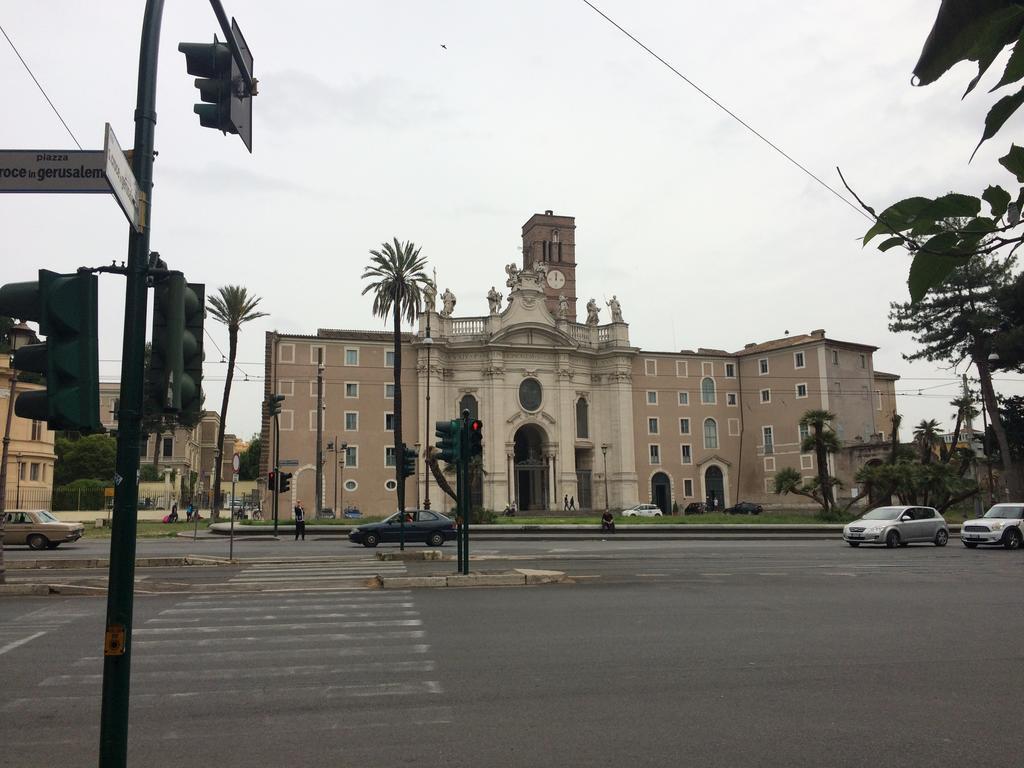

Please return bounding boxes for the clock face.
[547,269,566,289]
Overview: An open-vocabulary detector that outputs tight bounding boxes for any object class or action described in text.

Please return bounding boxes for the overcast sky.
[2,0,1022,442]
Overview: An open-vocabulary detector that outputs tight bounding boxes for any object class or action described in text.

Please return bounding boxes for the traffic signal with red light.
[469,419,483,458]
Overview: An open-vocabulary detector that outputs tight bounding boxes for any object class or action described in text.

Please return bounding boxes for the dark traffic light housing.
[434,419,462,465]
[266,393,285,417]
[399,443,417,480]
[278,471,292,494]
[469,419,483,457]
[268,470,276,491]
[147,273,204,422]
[0,269,101,433]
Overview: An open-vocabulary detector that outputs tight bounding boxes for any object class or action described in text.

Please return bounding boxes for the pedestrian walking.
[569,495,576,510]
[294,500,306,541]
[563,494,569,511]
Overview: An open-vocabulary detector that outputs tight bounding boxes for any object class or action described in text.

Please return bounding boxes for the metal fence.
[4,487,109,511]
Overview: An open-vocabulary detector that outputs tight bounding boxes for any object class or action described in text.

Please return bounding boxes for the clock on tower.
[522,210,577,321]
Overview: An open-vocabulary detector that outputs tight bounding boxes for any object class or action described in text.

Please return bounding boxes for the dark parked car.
[725,501,763,515]
[348,509,456,548]
[683,502,706,515]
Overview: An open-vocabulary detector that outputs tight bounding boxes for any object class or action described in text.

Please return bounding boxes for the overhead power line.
[578,1,870,221]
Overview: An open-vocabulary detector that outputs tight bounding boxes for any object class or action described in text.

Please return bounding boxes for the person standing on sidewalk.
[294,500,306,541]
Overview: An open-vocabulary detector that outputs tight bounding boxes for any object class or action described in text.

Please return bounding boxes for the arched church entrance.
[705,465,724,511]
[651,472,671,515]
[514,424,549,511]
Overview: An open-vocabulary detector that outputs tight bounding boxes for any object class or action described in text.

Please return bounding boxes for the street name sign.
[103,124,141,232]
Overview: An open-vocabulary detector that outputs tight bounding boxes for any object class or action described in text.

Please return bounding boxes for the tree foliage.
[856,458,979,513]
[54,434,116,486]
[239,434,261,481]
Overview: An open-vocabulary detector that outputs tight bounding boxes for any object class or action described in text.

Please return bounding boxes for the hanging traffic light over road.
[178,19,255,152]
[0,269,101,433]
[469,419,483,458]
[400,443,418,480]
[434,419,462,465]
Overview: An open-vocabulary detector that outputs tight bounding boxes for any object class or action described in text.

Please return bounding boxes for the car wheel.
[934,529,949,547]
[27,534,49,551]
[1002,529,1022,550]
[848,541,860,547]
[426,532,444,547]
[963,541,978,548]
[885,530,900,549]
[362,532,379,548]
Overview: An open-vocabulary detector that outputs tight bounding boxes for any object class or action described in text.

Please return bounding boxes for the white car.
[621,503,663,517]
[960,503,1024,549]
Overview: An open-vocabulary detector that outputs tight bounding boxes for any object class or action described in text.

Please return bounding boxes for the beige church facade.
[260,212,899,517]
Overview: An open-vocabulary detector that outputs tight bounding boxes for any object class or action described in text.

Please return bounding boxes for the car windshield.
[983,506,1024,519]
[861,507,903,521]
[36,510,59,522]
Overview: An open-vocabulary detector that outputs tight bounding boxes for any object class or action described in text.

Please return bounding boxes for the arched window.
[576,397,589,439]
[701,377,716,404]
[703,418,719,450]
[459,394,479,421]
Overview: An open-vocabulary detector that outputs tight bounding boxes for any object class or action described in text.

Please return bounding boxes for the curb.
[6,555,231,571]
[377,568,568,589]
[0,584,51,597]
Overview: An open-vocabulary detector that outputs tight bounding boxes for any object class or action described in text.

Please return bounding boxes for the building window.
[676,361,688,377]
[519,378,542,411]
[875,389,883,411]
[760,389,771,404]
[764,456,776,472]
[385,384,396,399]
[30,420,42,441]
[309,380,319,397]
[345,446,358,467]
[385,447,396,467]
[792,352,805,370]
[799,423,810,443]
[138,438,149,458]
[728,418,740,436]
[278,343,295,363]
[648,417,659,435]
[345,382,358,398]
[309,409,321,431]
[678,391,689,406]
[384,479,397,492]
[344,412,358,431]
[278,380,294,397]
[796,383,808,398]
[280,411,294,431]
[646,391,658,405]
[703,418,718,450]
[832,350,839,366]
[385,412,395,431]
[683,478,694,497]
[343,479,358,492]
[834,381,842,395]
[310,344,325,364]
[702,361,714,376]
[645,359,657,376]
[345,347,359,366]
[385,349,396,368]
[726,393,737,406]
[30,463,40,481]
[648,444,661,465]
[725,363,736,378]
[18,462,26,480]
[762,426,774,455]
[576,398,589,439]
[679,417,690,435]
[680,444,692,464]
[759,358,769,375]
[800,454,813,470]
[701,377,716,404]
[859,353,866,369]
[162,437,173,458]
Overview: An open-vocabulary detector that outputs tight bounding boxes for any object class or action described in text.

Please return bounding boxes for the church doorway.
[651,472,671,515]
[514,424,549,511]
[704,465,725,511]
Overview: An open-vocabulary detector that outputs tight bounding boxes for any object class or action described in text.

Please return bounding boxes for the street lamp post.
[1,322,40,516]
[601,444,610,513]
[326,437,347,515]
[339,447,348,515]
[422,315,433,510]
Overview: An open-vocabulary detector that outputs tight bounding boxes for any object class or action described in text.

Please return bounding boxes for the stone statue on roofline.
[557,294,569,320]
[585,298,600,325]
[607,294,623,322]
[504,263,520,290]
[423,281,436,313]
[487,286,503,315]
[440,288,457,318]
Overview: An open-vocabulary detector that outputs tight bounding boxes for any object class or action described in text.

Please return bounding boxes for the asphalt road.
[1,540,1021,767]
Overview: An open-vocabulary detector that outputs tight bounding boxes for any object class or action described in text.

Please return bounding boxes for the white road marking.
[134,618,422,635]
[132,629,425,648]
[73,643,432,666]
[0,631,46,657]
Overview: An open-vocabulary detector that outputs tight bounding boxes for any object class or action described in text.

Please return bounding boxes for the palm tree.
[361,239,431,524]
[206,286,268,519]
[799,409,840,513]
[944,394,979,465]
[913,419,942,464]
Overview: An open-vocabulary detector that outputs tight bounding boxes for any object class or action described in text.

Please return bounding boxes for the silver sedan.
[843,505,949,548]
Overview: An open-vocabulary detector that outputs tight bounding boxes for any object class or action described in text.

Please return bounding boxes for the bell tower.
[522,210,577,321]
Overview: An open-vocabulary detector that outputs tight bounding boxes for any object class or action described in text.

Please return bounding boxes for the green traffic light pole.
[98,1,164,765]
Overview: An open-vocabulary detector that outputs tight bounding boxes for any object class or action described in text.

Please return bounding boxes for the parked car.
[1,509,85,550]
[843,505,948,548]
[725,501,763,515]
[348,509,456,547]
[960,503,1024,549]
[683,502,706,515]
[620,503,663,517]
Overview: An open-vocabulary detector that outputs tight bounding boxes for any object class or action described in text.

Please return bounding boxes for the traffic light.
[0,269,101,432]
[178,20,254,152]
[469,419,483,457]
[399,443,417,480]
[147,274,204,421]
[278,472,292,494]
[434,419,462,464]
[268,470,276,491]
[266,393,285,417]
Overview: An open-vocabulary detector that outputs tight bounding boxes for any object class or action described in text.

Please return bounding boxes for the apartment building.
[1,357,56,508]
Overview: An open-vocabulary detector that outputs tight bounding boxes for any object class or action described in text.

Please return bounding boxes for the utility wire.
[578,1,871,222]
[0,24,83,150]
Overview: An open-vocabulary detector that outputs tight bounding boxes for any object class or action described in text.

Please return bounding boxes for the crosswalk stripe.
[132,629,425,648]
[134,618,422,635]
[72,643,432,667]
